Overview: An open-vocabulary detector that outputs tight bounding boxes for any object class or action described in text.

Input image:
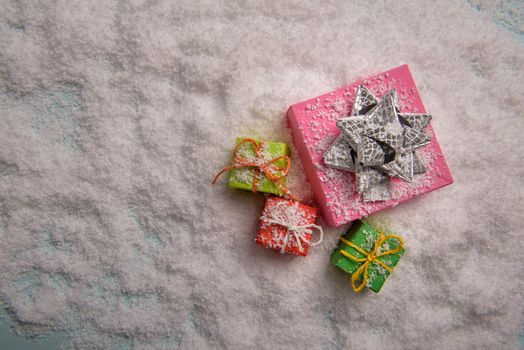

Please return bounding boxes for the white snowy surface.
[0,0,523,349]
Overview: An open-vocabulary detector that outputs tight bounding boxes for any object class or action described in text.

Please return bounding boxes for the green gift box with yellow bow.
[330,220,405,293]
[213,137,291,196]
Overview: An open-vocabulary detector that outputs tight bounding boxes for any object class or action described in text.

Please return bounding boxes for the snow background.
[0,0,523,349]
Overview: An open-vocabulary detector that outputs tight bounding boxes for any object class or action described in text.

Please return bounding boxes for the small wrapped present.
[213,137,295,198]
[330,220,404,293]
[256,197,323,256]
[287,65,453,226]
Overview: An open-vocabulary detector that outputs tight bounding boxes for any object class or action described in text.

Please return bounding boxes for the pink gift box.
[287,65,453,227]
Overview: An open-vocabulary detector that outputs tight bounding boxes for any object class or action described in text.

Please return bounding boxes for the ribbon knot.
[261,216,324,254]
[212,138,297,200]
[339,231,403,292]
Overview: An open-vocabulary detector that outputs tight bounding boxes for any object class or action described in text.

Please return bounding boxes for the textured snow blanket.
[0,0,523,349]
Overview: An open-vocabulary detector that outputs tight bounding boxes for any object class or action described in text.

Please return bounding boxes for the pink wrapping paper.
[287,64,453,227]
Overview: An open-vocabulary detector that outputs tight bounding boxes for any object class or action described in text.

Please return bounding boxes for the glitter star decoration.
[323,85,432,202]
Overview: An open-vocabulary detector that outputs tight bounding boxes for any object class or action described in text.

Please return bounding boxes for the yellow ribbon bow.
[339,232,404,292]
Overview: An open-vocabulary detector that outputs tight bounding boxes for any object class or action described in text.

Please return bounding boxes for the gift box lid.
[287,64,453,227]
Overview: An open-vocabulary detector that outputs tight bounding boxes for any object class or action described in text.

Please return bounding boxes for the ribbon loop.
[339,231,403,292]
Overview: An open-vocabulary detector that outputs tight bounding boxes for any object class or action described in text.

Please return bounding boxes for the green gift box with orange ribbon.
[330,220,405,293]
[213,137,293,197]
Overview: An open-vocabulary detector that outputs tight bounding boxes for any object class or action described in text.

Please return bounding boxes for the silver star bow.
[323,85,432,202]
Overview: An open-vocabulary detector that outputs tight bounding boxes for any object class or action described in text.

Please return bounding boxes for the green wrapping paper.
[330,220,405,293]
[228,137,290,195]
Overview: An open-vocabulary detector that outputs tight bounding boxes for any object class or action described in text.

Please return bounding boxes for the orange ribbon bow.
[212,138,297,201]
